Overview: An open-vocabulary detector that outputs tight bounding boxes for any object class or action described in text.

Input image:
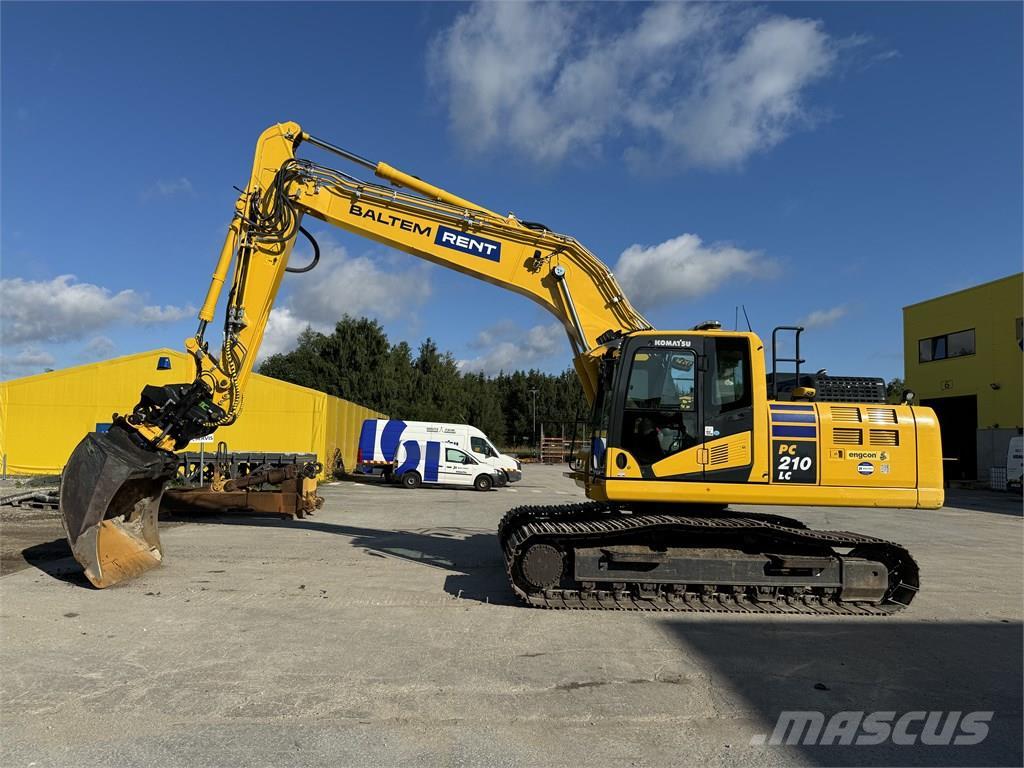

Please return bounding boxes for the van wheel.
[496,470,508,487]
[474,474,493,492]
[402,471,422,489]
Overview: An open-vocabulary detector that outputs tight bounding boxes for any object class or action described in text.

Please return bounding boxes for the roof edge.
[1,347,181,386]
[903,272,1023,311]
[1,348,364,408]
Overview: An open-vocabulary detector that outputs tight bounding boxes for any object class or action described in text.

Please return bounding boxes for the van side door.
[440,447,475,484]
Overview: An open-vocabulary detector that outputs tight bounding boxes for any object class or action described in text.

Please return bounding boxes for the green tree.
[258,315,588,448]
[885,377,906,404]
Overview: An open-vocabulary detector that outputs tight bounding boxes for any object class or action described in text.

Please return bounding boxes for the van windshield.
[470,436,496,457]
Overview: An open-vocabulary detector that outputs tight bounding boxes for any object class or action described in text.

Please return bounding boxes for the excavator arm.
[59,121,650,587]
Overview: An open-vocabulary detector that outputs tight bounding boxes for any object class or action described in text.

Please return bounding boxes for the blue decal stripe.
[770,412,817,423]
[769,403,815,411]
[424,441,440,483]
[772,425,817,438]
[358,420,377,462]
[380,420,407,462]
[394,440,421,477]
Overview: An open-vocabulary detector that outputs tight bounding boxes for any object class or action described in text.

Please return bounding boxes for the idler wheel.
[520,543,564,590]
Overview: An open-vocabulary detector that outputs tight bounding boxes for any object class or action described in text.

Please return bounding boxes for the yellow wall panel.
[0,348,382,478]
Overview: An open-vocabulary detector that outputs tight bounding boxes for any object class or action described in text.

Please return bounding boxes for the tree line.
[258,316,587,448]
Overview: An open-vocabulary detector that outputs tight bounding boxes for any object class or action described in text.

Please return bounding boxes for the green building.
[903,273,1023,483]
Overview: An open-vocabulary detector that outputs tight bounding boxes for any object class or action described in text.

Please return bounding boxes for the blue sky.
[2,1,1021,382]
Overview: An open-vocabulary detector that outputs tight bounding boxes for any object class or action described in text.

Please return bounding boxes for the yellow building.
[903,273,1023,482]
[0,348,382,478]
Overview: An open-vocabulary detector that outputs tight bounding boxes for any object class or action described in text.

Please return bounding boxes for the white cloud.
[0,274,194,345]
[665,17,835,168]
[614,233,776,310]
[259,307,312,361]
[1,346,55,378]
[256,238,433,360]
[143,177,194,200]
[800,305,847,328]
[81,335,116,361]
[138,304,197,324]
[430,3,837,168]
[285,241,431,327]
[458,322,565,376]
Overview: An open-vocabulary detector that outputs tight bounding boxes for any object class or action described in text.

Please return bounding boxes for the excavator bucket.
[59,426,178,588]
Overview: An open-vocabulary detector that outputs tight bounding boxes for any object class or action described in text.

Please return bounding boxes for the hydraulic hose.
[285,226,320,273]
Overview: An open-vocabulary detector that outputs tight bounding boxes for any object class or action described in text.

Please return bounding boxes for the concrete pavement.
[1,465,1021,767]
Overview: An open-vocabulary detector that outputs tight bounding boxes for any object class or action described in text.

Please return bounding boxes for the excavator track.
[498,503,919,615]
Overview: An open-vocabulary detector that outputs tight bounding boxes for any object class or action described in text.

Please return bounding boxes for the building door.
[921,394,978,481]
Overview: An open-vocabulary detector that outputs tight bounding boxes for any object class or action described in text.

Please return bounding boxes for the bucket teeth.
[59,426,178,588]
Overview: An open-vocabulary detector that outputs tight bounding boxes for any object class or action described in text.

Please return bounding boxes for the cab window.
[712,338,751,413]
[446,448,472,464]
[621,349,698,467]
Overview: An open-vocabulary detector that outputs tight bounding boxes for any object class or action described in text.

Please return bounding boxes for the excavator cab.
[580,330,757,493]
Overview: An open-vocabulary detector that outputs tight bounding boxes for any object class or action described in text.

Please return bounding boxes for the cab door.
[614,337,705,480]
[700,336,755,482]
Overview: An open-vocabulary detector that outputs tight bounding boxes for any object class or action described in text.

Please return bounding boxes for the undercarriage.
[499,503,919,614]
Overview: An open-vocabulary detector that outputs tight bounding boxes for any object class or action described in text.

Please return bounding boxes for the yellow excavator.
[59,122,942,613]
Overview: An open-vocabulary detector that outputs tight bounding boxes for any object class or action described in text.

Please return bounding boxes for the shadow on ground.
[335,473,392,487]
[661,619,1023,767]
[200,515,517,604]
[23,510,516,604]
[20,539,92,587]
[943,490,1022,517]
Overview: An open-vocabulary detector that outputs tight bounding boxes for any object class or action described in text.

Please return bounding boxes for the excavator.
[59,122,942,613]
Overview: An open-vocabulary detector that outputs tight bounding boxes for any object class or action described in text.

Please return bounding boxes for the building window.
[918,329,975,363]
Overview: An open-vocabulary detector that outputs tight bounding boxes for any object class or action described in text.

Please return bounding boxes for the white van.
[356,419,522,486]
[394,441,500,491]
[1007,436,1023,493]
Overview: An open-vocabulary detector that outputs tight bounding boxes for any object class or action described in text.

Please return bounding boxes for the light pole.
[529,388,539,456]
